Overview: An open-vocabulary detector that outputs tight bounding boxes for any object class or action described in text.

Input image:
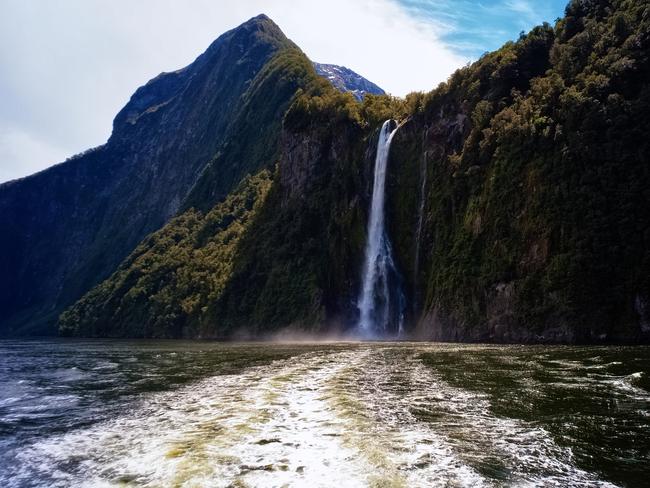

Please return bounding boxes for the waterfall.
[413,151,427,315]
[357,120,405,338]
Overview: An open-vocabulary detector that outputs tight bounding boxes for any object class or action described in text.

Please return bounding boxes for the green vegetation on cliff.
[60,0,650,342]
[184,47,319,212]
[61,36,416,338]
[387,0,650,341]
[60,171,273,337]
[0,14,304,336]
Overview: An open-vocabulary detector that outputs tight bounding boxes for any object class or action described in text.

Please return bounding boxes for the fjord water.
[357,120,405,337]
[1,341,649,487]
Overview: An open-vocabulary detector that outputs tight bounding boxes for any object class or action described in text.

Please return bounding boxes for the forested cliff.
[4,1,649,342]
[0,15,309,335]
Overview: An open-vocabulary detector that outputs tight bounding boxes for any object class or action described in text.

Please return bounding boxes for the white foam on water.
[3,345,624,487]
[325,353,489,487]
[606,371,650,399]
[7,351,371,487]
[326,346,620,488]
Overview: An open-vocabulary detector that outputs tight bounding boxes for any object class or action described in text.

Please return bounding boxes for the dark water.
[0,340,648,487]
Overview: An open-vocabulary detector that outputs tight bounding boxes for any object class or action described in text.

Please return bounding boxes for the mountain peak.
[232,14,286,41]
[112,14,293,136]
[0,13,308,335]
[313,62,385,100]
[247,13,272,23]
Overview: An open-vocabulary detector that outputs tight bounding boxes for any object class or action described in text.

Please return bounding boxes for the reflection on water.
[0,340,648,487]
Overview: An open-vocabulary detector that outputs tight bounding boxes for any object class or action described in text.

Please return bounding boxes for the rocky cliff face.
[201,0,650,343]
[385,0,650,343]
[59,84,373,338]
[8,3,650,343]
[0,15,306,335]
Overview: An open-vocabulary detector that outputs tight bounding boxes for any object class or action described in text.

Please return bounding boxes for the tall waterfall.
[357,120,405,338]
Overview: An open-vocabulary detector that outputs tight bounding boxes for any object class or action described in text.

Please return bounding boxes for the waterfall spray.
[357,120,405,338]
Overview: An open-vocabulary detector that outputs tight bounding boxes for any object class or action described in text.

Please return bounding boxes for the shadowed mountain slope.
[0,15,313,335]
[61,1,650,343]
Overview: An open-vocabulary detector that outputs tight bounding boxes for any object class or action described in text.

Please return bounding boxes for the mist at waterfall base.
[356,120,406,340]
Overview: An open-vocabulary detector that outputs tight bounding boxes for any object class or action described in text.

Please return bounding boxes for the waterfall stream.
[413,151,428,315]
[357,120,404,338]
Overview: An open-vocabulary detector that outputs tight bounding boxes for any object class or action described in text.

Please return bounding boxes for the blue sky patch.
[397,0,568,58]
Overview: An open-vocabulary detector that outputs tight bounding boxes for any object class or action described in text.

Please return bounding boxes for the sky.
[0,0,567,183]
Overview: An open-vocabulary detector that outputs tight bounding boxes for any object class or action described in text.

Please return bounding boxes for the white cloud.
[0,0,466,183]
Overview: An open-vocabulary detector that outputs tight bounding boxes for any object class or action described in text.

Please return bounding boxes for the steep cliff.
[36,1,650,342]
[60,72,378,338]
[386,0,650,342]
[0,15,309,335]
[59,171,274,338]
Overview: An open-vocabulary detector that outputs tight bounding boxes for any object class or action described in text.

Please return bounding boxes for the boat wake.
[3,345,620,487]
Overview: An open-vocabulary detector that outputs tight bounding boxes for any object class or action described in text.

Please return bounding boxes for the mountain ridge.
[62,1,650,342]
[3,3,650,343]
[0,14,311,336]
